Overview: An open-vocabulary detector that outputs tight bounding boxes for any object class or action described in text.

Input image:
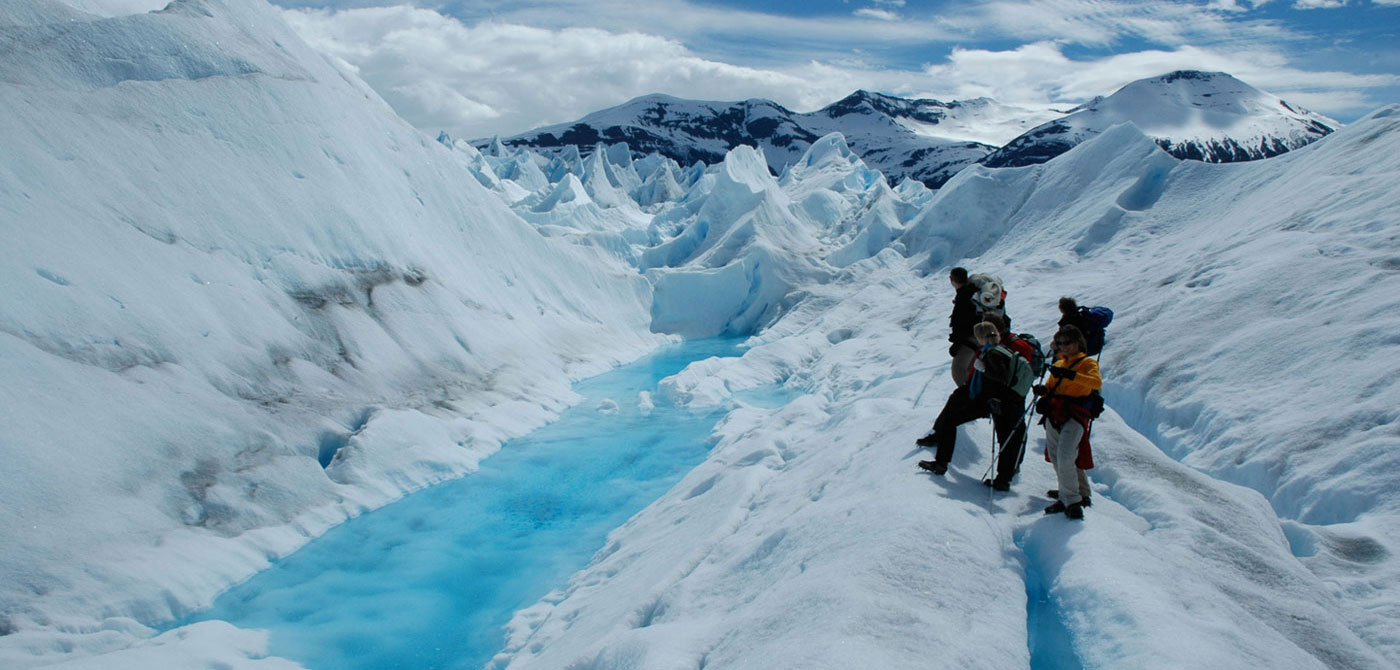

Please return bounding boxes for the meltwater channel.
[186,337,789,670]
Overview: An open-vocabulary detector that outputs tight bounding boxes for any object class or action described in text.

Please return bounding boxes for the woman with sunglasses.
[1033,325,1102,519]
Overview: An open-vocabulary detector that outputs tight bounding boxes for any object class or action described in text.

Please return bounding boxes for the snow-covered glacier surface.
[3,2,1400,669]
[0,1,665,664]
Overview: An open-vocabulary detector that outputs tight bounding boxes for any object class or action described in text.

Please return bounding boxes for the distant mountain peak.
[484,91,1015,188]
[982,70,1338,168]
[1157,69,1225,82]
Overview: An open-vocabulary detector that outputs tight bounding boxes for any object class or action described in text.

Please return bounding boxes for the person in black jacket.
[1057,297,1086,335]
[948,267,980,387]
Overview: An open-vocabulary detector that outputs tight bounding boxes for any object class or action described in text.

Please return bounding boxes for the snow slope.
[489,113,1400,668]
[983,70,1339,167]
[0,0,664,663]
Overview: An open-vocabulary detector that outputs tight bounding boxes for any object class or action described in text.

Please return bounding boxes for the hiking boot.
[983,478,1010,492]
[918,460,948,475]
[915,433,939,448]
[1044,501,1067,515]
[1065,503,1085,520]
[1047,490,1091,506]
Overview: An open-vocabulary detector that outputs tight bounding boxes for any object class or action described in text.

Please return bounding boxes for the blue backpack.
[1078,306,1113,356]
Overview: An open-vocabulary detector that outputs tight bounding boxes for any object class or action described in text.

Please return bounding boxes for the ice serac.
[0,0,662,658]
[644,145,834,337]
[635,160,686,207]
[982,70,1339,168]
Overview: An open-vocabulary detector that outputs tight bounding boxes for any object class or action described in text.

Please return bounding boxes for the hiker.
[918,321,1032,487]
[982,313,1035,369]
[1057,297,1085,332]
[1032,325,1102,519]
[1057,297,1112,357]
[980,313,1039,488]
[947,267,980,387]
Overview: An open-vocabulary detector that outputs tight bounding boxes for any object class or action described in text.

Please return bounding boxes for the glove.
[1047,366,1076,380]
[972,358,985,372]
[1032,384,1048,396]
[986,398,1002,415]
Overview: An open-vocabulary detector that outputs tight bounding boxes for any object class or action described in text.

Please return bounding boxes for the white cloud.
[463,0,957,53]
[1293,0,1348,7]
[942,0,1297,48]
[854,8,900,21]
[918,42,1397,117]
[280,6,814,139]
[277,3,1395,140]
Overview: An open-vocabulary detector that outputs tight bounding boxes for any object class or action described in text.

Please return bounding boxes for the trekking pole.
[981,425,997,482]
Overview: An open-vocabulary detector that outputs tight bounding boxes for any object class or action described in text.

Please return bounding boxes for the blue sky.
[262,0,1399,140]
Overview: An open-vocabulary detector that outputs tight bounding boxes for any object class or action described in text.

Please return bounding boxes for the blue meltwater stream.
[184,337,787,670]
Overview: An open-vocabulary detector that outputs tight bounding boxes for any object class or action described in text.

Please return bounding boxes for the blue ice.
[183,338,767,670]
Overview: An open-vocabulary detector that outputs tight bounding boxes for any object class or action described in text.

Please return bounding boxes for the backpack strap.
[1049,354,1089,394]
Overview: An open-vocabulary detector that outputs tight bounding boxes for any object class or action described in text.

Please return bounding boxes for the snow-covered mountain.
[480,92,1045,189]
[982,70,1339,167]
[4,1,1400,669]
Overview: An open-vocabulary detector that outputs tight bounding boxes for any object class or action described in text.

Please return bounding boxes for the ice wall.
[0,1,661,656]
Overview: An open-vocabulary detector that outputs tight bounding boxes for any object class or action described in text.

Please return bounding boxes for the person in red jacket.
[1033,325,1101,519]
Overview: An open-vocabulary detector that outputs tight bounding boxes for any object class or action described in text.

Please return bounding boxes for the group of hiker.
[915,267,1111,520]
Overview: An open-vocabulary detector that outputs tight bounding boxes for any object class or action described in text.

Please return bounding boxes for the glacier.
[2,2,1399,669]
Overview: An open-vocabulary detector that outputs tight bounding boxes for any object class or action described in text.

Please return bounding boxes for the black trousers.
[930,386,1027,485]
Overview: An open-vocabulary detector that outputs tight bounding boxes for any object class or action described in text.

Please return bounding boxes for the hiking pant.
[930,386,981,464]
[1045,420,1091,506]
[950,343,976,387]
[930,389,1026,485]
[989,406,1027,487]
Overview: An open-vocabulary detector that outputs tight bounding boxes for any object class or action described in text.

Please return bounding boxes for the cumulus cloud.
[1293,0,1348,6]
[276,2,1394,140]
[281,6,818,139]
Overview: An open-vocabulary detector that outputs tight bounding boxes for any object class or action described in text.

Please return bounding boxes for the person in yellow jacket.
[1032,325,1102,519]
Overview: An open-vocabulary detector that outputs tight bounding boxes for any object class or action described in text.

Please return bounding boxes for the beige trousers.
[1045,420,1091,505]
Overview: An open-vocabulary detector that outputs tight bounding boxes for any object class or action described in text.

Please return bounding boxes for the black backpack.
[1084,389,1105,418]
[1008,333,1047,378]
